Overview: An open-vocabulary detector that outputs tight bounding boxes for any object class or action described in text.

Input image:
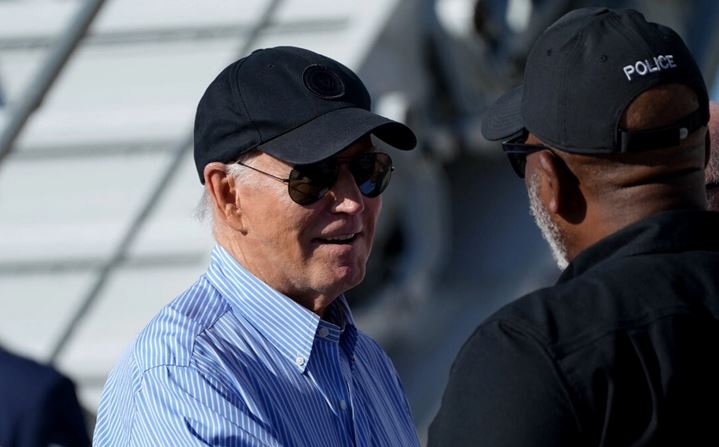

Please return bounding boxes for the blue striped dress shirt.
[93,245,419,446]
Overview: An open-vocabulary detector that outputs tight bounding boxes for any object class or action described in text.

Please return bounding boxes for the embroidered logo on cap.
[303,65,345,99]
[622,54,677,81]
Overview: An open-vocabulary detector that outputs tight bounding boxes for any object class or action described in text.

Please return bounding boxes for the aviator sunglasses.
[237,152,394,205]
[501,130,549,178]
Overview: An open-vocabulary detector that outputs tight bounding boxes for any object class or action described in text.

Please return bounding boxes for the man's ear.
[534,151,584,223]
[534,151,563,214]
[204,163,244,230]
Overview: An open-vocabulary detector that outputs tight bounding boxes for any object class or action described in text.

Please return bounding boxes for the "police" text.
[622,55,676,81]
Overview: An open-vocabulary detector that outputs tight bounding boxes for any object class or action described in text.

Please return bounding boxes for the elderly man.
[94,46,420,446]
[707,101,719,209]
[429,8,719,446]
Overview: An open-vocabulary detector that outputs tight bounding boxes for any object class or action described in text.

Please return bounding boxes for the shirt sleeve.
[427,319,582,447]
[95,361,279,447]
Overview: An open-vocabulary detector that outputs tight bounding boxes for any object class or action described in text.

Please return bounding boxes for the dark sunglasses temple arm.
[235,161,290,184]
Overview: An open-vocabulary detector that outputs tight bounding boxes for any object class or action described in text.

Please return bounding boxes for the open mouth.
[318,233,359,244]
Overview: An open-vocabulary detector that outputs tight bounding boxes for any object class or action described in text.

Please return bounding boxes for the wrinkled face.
[232,138,382,308]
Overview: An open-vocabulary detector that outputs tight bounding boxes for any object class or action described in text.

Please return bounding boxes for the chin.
[330,265,366,293]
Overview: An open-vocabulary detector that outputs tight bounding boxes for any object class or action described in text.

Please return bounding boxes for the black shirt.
[429,209,719,446]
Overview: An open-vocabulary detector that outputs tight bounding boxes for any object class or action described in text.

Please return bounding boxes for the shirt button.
[318,327,329,338]
[339,399,348,411]
[295,356,305,366]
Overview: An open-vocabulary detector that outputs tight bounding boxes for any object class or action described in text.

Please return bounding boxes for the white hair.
[194,161,247,225]
[527,173,569,270]
[193,188,214,224]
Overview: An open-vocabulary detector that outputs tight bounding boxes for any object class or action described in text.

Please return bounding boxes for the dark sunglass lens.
[286,153,393,204]
[350,153,392,198]
[287,161,338,205]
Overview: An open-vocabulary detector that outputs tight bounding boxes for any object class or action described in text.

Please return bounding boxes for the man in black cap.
[94,46,420,446]
[429,7,719,446]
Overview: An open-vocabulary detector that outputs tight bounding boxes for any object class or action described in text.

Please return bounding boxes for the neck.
[564,185,706,260]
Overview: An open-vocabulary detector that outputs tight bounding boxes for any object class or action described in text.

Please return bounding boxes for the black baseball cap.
[194,46,416,183]
[481,7,709,153]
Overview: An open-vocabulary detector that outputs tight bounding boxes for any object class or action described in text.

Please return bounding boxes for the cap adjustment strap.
[618,108,708,152]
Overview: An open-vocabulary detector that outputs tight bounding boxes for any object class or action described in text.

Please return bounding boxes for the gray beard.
[528,174,569,270]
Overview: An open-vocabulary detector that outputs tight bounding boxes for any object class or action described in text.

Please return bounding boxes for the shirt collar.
[558,209,719,282]
[206,244,356,373]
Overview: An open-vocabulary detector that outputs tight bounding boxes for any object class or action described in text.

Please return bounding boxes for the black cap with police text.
[481,7,709,153]
[193,46,416,183]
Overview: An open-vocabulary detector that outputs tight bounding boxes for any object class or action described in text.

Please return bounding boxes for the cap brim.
[259,107,417,164]
[481,85,525,141]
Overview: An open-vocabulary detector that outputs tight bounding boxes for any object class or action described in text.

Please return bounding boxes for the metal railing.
[48,0,286,363]
[0,0,108,166]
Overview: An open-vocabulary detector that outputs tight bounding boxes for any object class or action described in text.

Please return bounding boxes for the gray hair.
[194,152,256,224]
